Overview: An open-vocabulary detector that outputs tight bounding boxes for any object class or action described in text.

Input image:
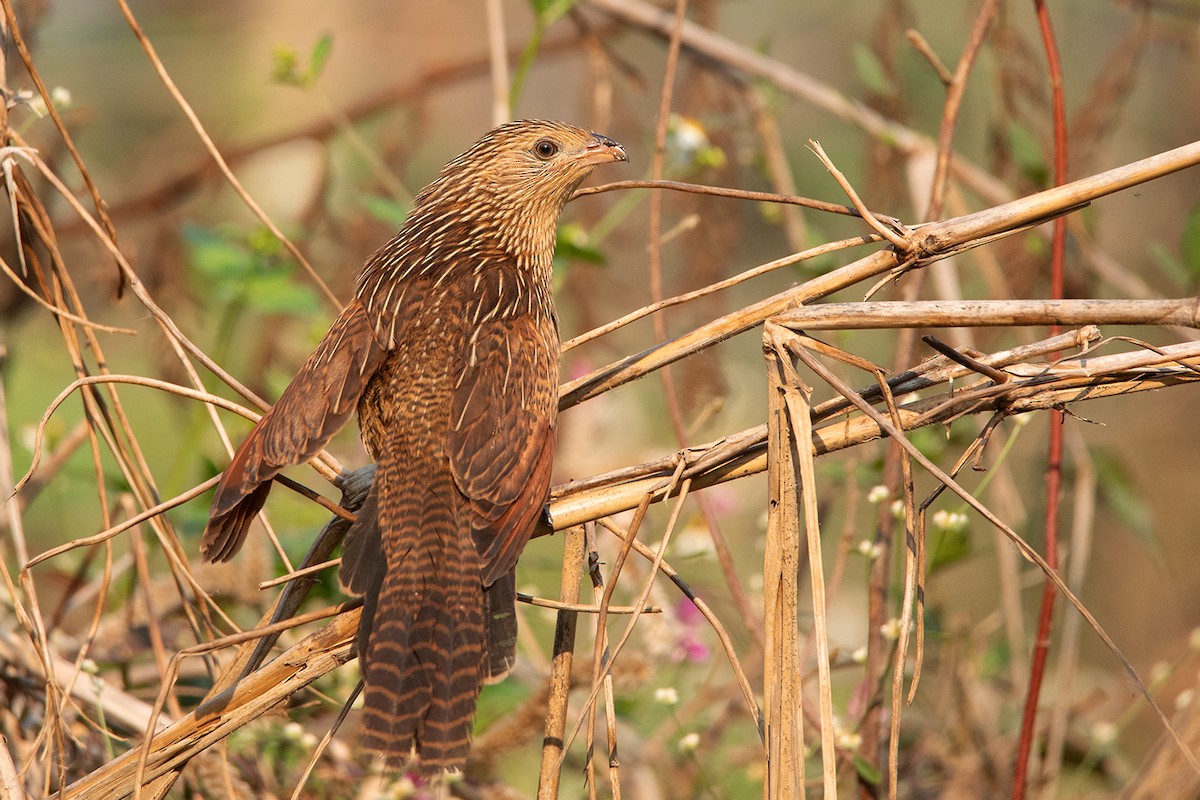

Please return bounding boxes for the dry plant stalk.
[535,526,587,799]
[54,611,358,800]
[762,328,806,799]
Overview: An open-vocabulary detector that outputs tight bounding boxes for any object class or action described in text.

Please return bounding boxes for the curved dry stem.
[575,177,883,219]
[14,375,256,497]
[561,234,879,352]
[0,248,134,334]
[22,478,217,572]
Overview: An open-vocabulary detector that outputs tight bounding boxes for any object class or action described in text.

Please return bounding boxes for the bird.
[200,120,627,773]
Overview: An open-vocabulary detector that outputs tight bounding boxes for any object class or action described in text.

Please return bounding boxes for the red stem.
[1013,1,1068,797]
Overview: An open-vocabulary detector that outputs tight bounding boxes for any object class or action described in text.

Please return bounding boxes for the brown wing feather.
[446,313,558,586]
[202,298,386,562]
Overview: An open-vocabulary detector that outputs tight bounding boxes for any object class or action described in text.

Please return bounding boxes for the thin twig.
[111,0,339,309]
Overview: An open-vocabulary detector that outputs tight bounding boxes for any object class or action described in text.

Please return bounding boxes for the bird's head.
[432,120,627,220]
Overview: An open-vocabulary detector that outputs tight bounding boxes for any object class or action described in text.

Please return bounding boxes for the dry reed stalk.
[561,140,1200,409]
[536,526,587,799]
[548,335,1200,531]
[788,341,1200,779]
[54,611,359,800]
[762,327,805,799]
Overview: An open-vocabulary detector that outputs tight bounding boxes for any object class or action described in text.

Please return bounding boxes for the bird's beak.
[579,132,628,166]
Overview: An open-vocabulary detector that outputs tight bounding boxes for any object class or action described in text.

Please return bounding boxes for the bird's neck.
[353,189,562,340]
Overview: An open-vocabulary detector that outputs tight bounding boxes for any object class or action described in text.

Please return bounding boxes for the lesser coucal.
[201,120,626,772]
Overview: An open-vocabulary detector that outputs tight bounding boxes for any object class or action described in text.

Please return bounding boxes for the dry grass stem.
[762,326,806,799]
[56,611,359,800]
[773,298,1200,330]
[537,526,586,799]
[548,337,1200,531]
[772,325,840,797]
[561,140,1200,408]
[790,346,1200,778]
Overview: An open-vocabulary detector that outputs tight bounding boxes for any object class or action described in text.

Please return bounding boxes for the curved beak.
[579,132,628,166]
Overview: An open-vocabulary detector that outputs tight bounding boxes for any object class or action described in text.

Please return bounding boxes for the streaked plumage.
[202,120,626,772]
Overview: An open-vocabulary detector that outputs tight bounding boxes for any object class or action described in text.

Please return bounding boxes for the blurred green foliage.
[184,223,322,315]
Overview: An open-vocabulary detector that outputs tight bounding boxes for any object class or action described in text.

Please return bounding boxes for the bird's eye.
[534,139,559,159]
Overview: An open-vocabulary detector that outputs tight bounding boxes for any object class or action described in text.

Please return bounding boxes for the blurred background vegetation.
[3,1,1200,797]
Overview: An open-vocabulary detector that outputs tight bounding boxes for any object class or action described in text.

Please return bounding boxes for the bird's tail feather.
[482,570,518,683]
[347,462,485,773]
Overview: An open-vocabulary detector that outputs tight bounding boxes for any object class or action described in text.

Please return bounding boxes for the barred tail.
[342,462,485,773]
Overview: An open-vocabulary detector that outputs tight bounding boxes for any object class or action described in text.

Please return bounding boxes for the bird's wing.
[202,297,387,562]
[446,312,558,587]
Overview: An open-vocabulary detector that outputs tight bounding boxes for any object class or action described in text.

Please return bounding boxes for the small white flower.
[81,658,99,676]
[856,539,883,559]
[655,687,680,706]
[1091,721,1118,746]
[668,114,709,156]
[673,523,716,559]
[301,732,318,748]
[932,509,968,531]
[678,732,701,752]
[889,500,905,519]
[666,114,726,169]
[866,485,889,504]
[283,721,304,740]
[27,86,71,118]
[834,728,862,751]
[19,423,38,452]
[880,618,903,641]
[1149,661,1170,685]
[851,646,868,665]
[1175,689,1195,712]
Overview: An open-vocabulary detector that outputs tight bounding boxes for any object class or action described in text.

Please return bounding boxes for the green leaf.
[239,272,322,315]
[308,33,333,82]
[909,425,948,461]
[475,678,527,731]
[1149,240,1189,289]
[514,0,580,106]
[529,0,579,21]
[981,635,1011,679]
[928,525,971,572]
[184,224,255,280]
[1007,121,1047,186]
[359,194,410,228]
[555,223,606,265]
[184,223,322,315]
[852,44,892,95]
[1093,449,1163,564]
[271,35,333,88]
[247,225,285,257]
[1180,201,1200,279]
[853,753,883,785]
